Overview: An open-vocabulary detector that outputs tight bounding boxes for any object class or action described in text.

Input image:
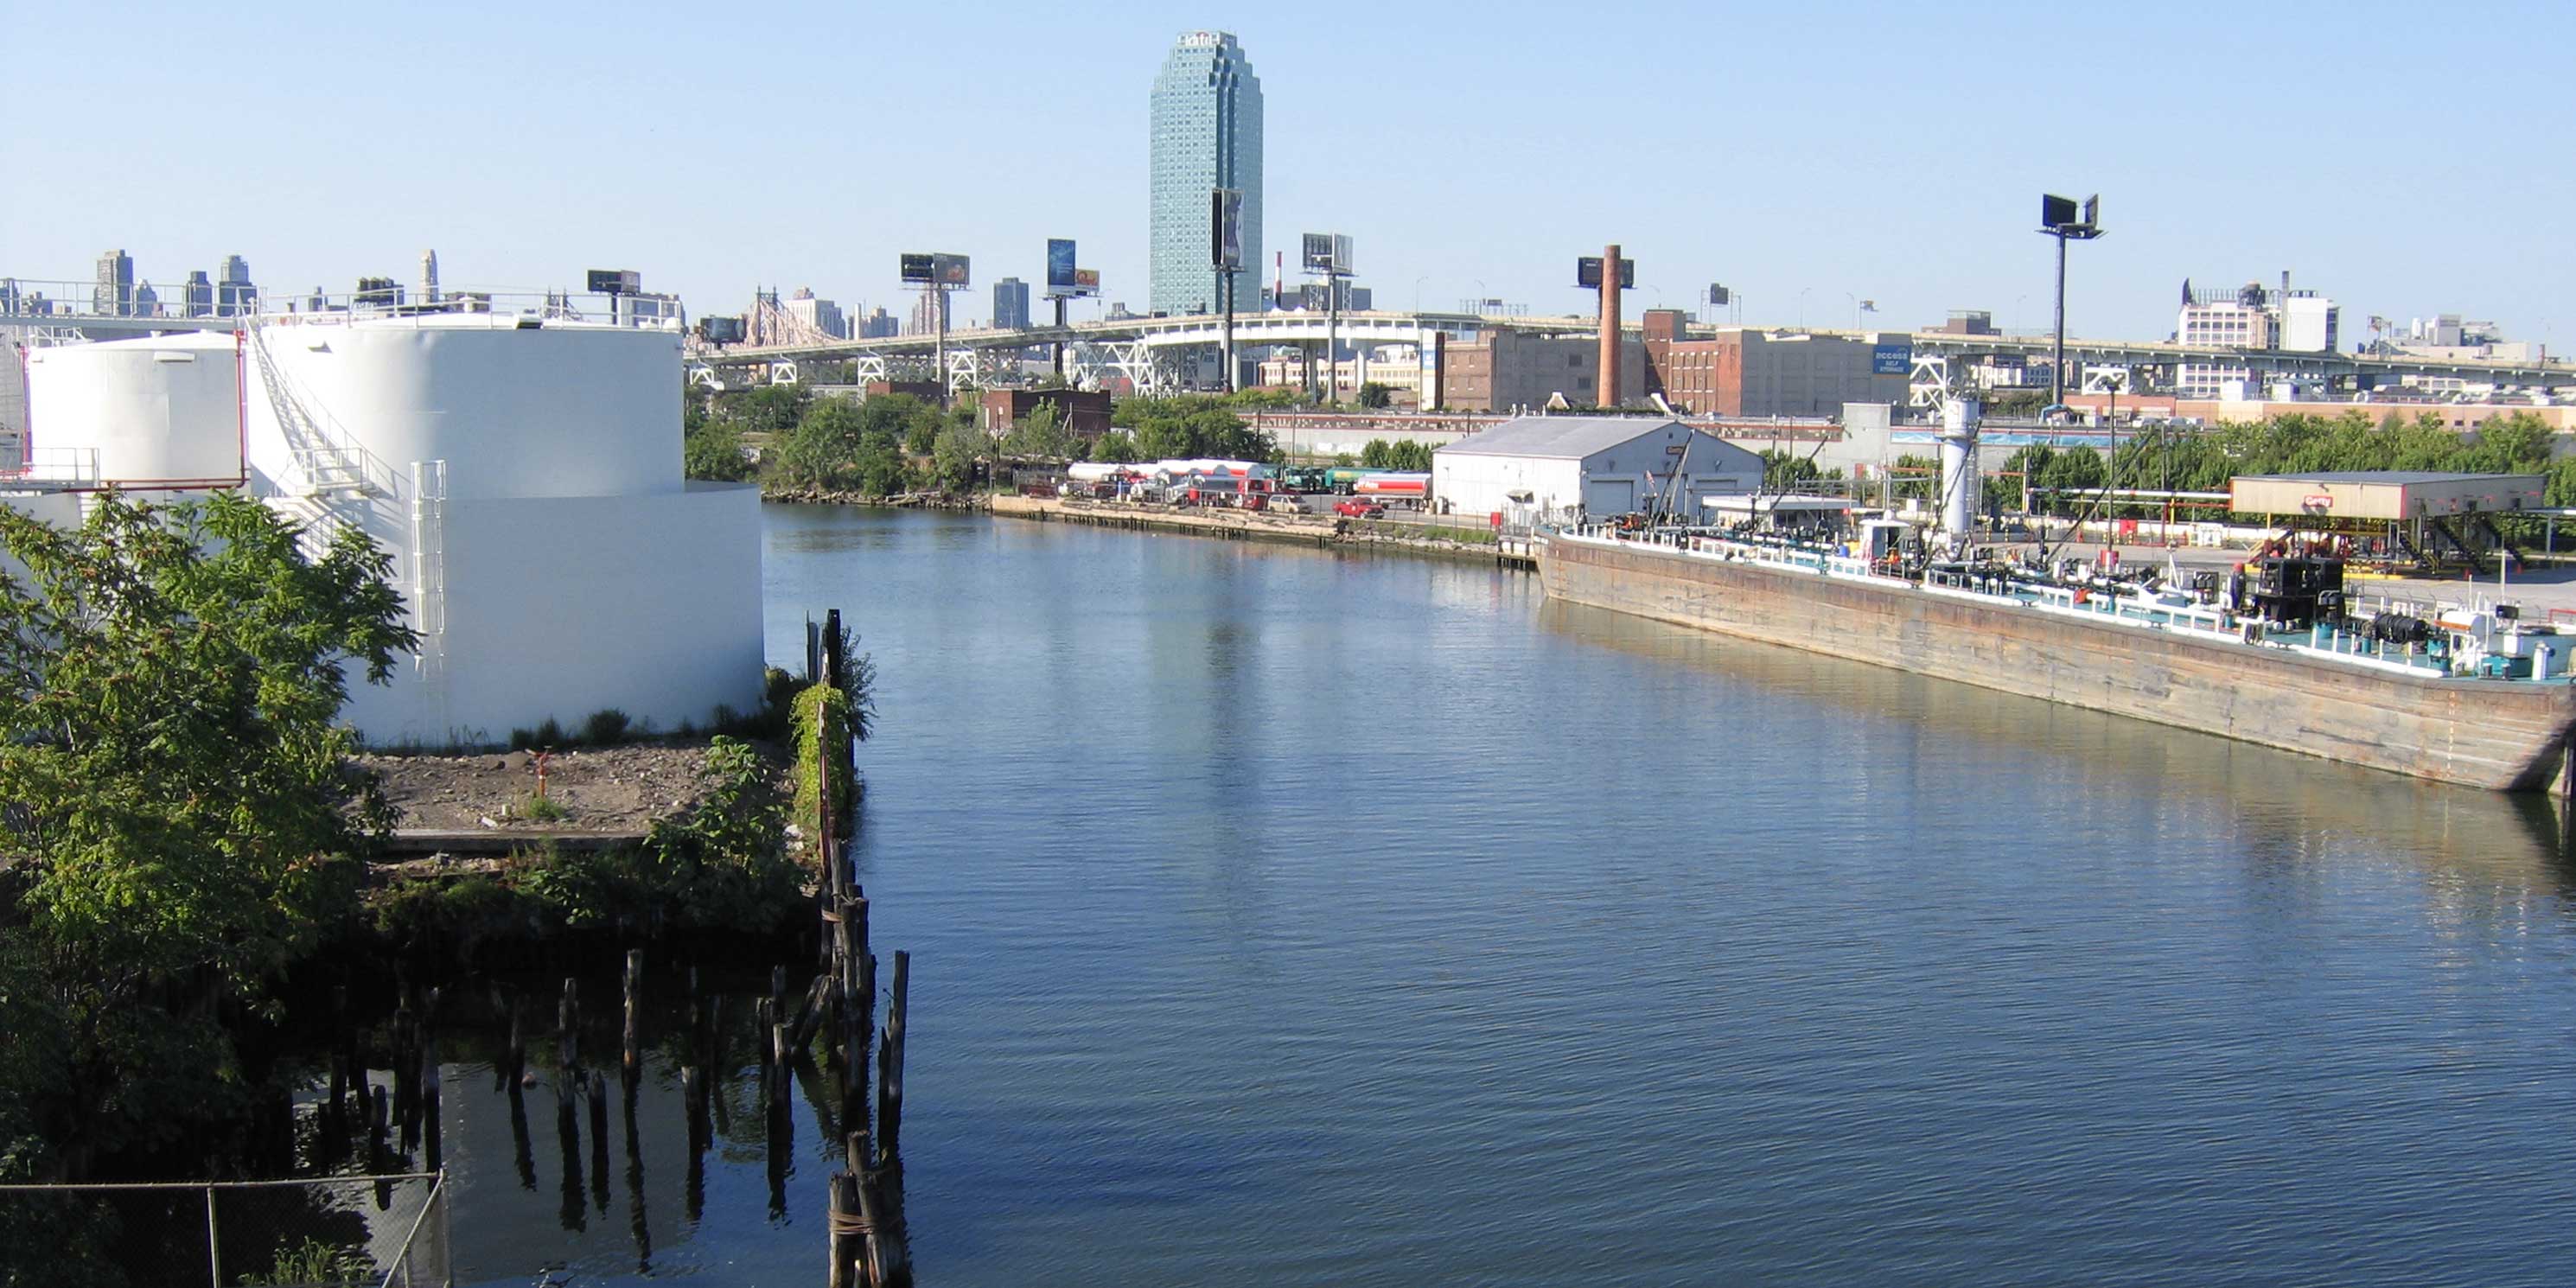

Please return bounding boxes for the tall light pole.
[2038,193,2104,415]
[1798,287,1812,328]
[1413,275,1429,314]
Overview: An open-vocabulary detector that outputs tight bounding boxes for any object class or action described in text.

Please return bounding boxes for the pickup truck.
[1335,499,1387,519]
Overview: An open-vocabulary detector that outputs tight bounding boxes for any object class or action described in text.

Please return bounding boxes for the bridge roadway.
[690,308,2575,392]
[8,292,2565,393]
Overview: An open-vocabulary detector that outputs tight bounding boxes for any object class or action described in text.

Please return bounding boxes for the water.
[443,506,2576,1285]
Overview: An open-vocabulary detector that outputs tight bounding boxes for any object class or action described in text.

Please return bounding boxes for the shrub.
[582,708,632,745]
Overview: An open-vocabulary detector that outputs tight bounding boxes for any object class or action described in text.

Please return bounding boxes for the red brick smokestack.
[1598,243,1622,408]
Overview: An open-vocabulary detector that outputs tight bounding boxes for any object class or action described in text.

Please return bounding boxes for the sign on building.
[1871,343,1912,375]
[585,269,641,295]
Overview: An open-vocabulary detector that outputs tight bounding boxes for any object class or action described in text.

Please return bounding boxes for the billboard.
[2041,194,2078,228]
[1210,189,1244,271]
[1073,268,1100,292]
[899,253,936,284]
[932,253,970,288]
[1575,258,1636,290]
[1871,343,1913,375]
[586,269,641,294]
[1300,233,1351,276]
[1046,239,1078,294]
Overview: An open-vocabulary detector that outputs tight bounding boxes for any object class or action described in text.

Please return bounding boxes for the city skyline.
[7,2,2572,348]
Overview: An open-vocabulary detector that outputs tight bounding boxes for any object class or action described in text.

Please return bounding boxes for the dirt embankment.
[356,741,782,836]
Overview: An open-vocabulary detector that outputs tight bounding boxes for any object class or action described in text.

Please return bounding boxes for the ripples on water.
[451,507,2576,1285]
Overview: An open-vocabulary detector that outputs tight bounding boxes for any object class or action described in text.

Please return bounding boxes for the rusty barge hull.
[1539,534,2576,792]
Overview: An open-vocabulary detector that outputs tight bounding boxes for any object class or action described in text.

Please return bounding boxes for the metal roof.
[1437,415,1716,460]
[2235,470,2534,485]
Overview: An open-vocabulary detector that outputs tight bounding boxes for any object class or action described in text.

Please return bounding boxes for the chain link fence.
[0,1170,446,1288]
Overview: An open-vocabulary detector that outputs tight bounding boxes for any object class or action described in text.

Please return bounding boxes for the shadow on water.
[1540,596,2576,889]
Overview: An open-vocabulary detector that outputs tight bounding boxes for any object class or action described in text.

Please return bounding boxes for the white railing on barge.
[1553,526,2464,679]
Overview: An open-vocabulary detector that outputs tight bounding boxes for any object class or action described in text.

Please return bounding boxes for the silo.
[23,331,245,488]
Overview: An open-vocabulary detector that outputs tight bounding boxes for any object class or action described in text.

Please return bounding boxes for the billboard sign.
[1211,189,1244,271]
[1046,239,1078,294]
[1871,343,1913,375]
[586,269,640,294]
[899,252,936,284]
[2041,194,2078,228]
[1576,258,1636,290]
[932,253,971,288]
[1073,268,1100,292]
[1300,233,1351,276]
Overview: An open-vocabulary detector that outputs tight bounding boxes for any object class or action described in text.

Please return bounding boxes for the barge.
[1535,525,2576,792]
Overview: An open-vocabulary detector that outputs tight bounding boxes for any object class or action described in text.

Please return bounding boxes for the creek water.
[419,505,2576,1286]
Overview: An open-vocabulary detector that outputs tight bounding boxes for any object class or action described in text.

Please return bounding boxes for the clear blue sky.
[8,0,2570,348]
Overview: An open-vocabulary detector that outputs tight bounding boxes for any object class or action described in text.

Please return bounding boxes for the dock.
[990,494,1534,570]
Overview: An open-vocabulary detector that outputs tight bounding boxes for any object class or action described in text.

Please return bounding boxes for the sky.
[7,0,2571,348]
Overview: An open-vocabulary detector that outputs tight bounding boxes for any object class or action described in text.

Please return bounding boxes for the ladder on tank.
[245,319,384,560]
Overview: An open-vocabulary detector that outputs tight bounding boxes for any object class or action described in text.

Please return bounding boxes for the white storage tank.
[245,316,682,501]
[24,332,245,488]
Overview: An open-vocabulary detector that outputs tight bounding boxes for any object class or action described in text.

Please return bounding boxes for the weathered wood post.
[622,948,645,1080]
[877,951,909,1163]
[559,978,582,1113]
[419,1007,442,1173]
[588,1070,611,1212]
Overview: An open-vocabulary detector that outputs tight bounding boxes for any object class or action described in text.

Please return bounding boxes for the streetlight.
[1798,287,1813,329]
[1413,275,1429,314]
[2037,193,2105,416]
[1474,280,1488,316]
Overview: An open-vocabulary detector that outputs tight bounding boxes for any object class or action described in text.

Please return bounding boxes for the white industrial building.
[1431,415,1762,521]
[14,306,765,746]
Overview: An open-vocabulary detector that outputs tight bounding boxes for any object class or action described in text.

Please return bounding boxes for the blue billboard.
[1046,239,1078,294]
[1871,343,1912,375]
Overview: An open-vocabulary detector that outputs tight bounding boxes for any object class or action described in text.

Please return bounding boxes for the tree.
[768,397,865,492]
[932,422,984,490]
[684,417,754,481]
[1006,404,1067,458]
[1357,381,1393,409]
[1091,430,1142,464]
[1360,439,1393,469]
[0,492,415,1172]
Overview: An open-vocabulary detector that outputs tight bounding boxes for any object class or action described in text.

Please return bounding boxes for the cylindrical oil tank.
[24,331,245,487]
[258,316,682,501]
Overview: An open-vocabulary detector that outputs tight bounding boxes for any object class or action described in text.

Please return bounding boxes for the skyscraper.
[93,249,134,316]
[182,271,214,317]
[217,255,255,316]
[992,277,1031,331]
[419,250,440,305]
[1148,30,1261,317]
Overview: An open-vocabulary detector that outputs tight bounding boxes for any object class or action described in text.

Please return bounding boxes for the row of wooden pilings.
[809,606,912,1288]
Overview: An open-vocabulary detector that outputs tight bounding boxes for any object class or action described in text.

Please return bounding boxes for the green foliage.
[513,738,798,934]
[1110,394,1278,462]
[791,683,856,833]
[1357,381,1393,409]
[1004,403,1068,458]
[0,492,412,1002]
[582,708,632,745]
[932,422,985,490]
[1758,448,1842,490]
[682,415,755,481]
[239,1235,373,1286]
[1891,453,1941,501]
[1091,430,1142,464]
[520,793,570,823]
[1360,438,1434,471]
[0,490,412,1174]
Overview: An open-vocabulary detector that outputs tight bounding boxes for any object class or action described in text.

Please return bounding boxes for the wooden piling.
[828,1170,859,1288]
[622,948,645,1078]
[588,1070,611,1212]
[419,1013,442,1173]
[559,978,582,1112]
[877,951,909,1163]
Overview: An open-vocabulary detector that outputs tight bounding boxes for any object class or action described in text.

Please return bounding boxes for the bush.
[582,708,632,745]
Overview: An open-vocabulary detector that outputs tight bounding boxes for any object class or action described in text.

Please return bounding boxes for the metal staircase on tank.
[245,318,387,561]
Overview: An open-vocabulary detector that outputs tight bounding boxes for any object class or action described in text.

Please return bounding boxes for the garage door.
[1583,478,1636,517]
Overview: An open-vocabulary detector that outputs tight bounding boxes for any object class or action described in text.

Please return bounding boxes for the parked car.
[1336,499,1386,519]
